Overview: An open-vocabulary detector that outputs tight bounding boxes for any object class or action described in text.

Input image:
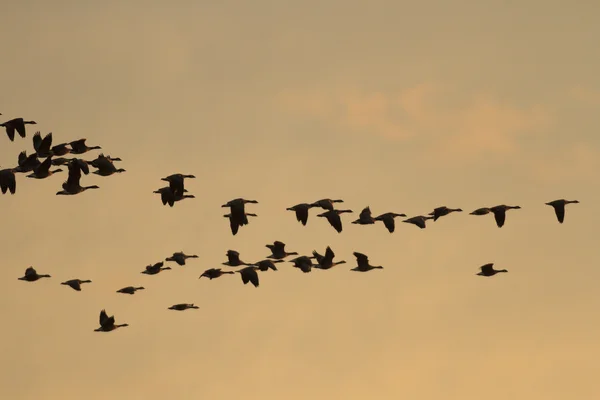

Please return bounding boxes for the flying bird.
[374,212,407,233]
[1,117,36,141]
[94,309,129,332]
[317,209,353,233]
[545,199,579,224]
[476,263,508,277]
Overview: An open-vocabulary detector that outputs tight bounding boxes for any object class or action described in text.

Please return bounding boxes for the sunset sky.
[1,1,599,399]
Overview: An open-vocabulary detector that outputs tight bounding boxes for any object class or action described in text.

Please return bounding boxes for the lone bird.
[374,212,407,233]
[1,117,36,141]
[18,267,51,282]
[168,303,199,311]
[223,250,250,267]
[266,241,298,260]
[403,215,434,229]
[352,206,376,225]
[236,266,260,287]
[61,279,92,291]
[286,203,315,226]
[312,246,346,270]
[116,286,145,295]
[94,309,129,332]
[199,268,235,280]
[351,252,383,272]
[141,262,171,275]
[166,252,199,266]
[317,209,353,233]
[476,263,508,277]
[429,206,463,221]
[545,199,579,224]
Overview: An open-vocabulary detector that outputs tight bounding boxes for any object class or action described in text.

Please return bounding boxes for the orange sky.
[1,1,599,399]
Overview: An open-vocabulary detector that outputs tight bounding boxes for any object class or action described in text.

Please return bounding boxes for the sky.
[1,1,599,399]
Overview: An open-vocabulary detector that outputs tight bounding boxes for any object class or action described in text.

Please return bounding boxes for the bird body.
[116,286,145,294]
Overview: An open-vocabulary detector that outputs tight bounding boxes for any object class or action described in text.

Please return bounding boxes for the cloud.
[276,83,553,162]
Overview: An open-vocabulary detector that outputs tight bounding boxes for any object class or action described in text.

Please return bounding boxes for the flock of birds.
[1,114,581,333]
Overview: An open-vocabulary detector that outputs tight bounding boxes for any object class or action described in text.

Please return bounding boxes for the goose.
[286,203,315,226]
[470,207,491,216]
[141,262,171,275]
[32,132,63,158]
[476,263,508,277]
[199,268,235,280]
[56,159,98,195]
[374,212,407,233]
[94,309,129,332]
[50,143,71,157]
[0,167,16,195]
[429,206,463,221]
[116,286,145,295]
[61,279,92,291]
[224,212,258,235]
[153,186,195,207]
[317,209,353,233]
[311,198,344,211]
[252,259,283,271]
[51,157,72,166]
[166,251,199,266]
[168,303,199,311]
[161,173,195,197]
[545,199,579,224]
[87,155,122,168]
[312,246,346,270]
[18,266,51,282]
[489,205,521,228]
[222,250,250,267]
[91,154,126,176]
[69,138,101,154]
[221,198,259,227]
[352,206,376,225]
[289,255,316,273]
[402,215,434,229]
[14,151,40,173]
[265,241,298,260]
[236,266,260,287]
[26,156,63,179]
[1,117,36,141]
[351,252,383,272]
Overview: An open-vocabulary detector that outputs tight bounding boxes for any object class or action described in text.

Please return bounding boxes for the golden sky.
[1,1,599,399]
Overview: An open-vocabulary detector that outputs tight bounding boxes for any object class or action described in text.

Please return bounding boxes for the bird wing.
[359,206,372,220]
[229,215,240,235]
[493,210,506,228]
[382,216,395,233]
[328,213,343,233]
[296,207,309,225]
[480,263,494,274]
[35,156,52,176]
[38,133,53,154]
[70,139,86,151]
[353,252,369,268]
[554,204,565,223]
[25,267,36,277]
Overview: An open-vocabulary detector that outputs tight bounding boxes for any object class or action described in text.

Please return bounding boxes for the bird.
[351,252,383,272]
[222,250,250,267]
[61,279,92,291]
[26,156,63,179]
[168,303,199,311]
[252,259,283,271]
[374,212,407,233]
[289,255,316,273]
[18,267,51,282]
[476,263,508,277]
[428,206,463,221]
[165,252,199,266]
[32,132,54,157]
[236,266,260,287]
[87,154,122,168]
[116,286,145,295]
[91,154,126,176]
[317,209,353,233]
[1,117,36,141]
[545,199,579,224]
[311,198,344,211]
[312,246,346,270]
[224,212,258,235]
[141,262,171,275]
[94,309,129,332]
[489,205,521,228]
[14,151,41,173]
[161,173,195,197]
[56,159,98,195]
[51,157,72,166]
[470,207,491,216]
[0,167,16,195]
[199,268,235,280]
[286,203,315,226]
[221,198,259,228]
[352,206,376,225]
[153,186,195,207]
[265,241,298,259]
[402,215,434,229]
[69,138,101,154]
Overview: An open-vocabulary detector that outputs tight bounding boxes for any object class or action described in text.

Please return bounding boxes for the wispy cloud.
[276,83,553,162]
